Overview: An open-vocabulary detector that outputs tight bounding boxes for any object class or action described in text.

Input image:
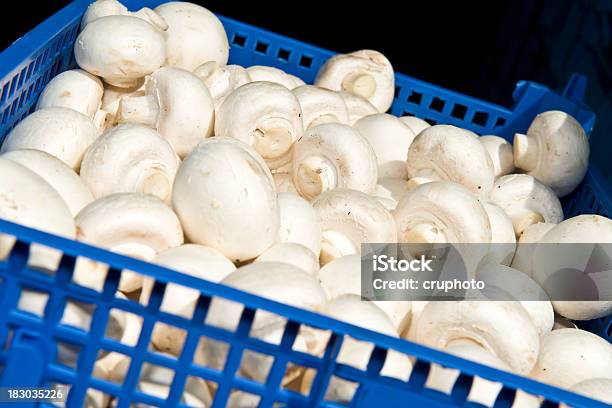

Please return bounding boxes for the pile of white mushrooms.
[0,1,611,406]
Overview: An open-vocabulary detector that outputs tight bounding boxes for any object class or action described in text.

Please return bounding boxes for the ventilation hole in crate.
[494,117,507,127]
[0,82,9,104]
[147,280,199,318]
[17,288,48,317]
[394,86,401,99]
[204,297,243,332]
[232,34,247,47]
[9,75,19,97]
[402,111,415,117]
[42,48,51,65]
[429,97,445,112]
[227,390,261,407]
[138,362,175,398]
[105,308,142,347]
[324,375,359,403]
[25,62,35,82]
[26,83,35,100]
[94,349,131,384]
[472,111,489,126]
[194,336,229,371]
[183,375,212,405]
[2,109,9,125]
[282,363,310,395]
[425,118,438,126]
[55,340,81,370]
[72,257,110,292]
[407,91,423,105]
[277,48,291,61]
[450,103,467,119]
[238,349,273,384]
[150,322,186,357]
[254,41,269,54]
[35,76,42,91]
[61,299,96,332]
[17,93,26,110]
[293,325,331,356]
[84,388,110,408]
[17,70,26,89]
[299,55,313,68]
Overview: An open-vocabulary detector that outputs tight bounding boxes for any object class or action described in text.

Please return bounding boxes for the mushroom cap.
[319,254,411,332]
[315,50,395,112]
[35,69,104,121]
[215,81,303,170]
[2,149,93,216]
[394,181,492,244]
[489,174,563,237]
[245,66,305,90]
[479,201,516,266]
[292,123,378,200]
[154,1,228,70]
[81,0,128,28]
[75,15,166,87]
[338,91,378,125]
[194,62,251,109]
[354,113,417,180]
[531,214,612,320]
[406,125,495,197]
[399,116,431,136]
[514,111,589,197]
[1,107,97,170]
[417,301,540,374]
[480,135,515,177]
[277,192,322,256]
[143,66,215,157]
[172,138,279,262]
[80,123,180,204]
[510,222,556,275]
[313,189,397,264]
[530,328,612,388]
[563,378,612,407]
[292,85,350,129]
[255,242,319,276]
[0,158,75,271]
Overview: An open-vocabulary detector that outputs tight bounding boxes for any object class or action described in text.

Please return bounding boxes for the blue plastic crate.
[0,1,610,407]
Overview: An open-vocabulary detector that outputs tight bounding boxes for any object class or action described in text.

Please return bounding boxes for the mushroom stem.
[402,222,444,244]
[253,119,294,160]
[515,211,545,237]
[126,163,172,199]
[295,156,338,200]
[118,94,159,127]
[513,133,539,171]
[320,231,358,266]
[342,73,376,99]
[132,8,168,31]
[407,176,434,190]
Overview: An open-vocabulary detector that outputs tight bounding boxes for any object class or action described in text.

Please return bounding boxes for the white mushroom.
[292,123,378,200]
[399,116,430,135]
[479,201,516,266]
[193,61,250,110]
[99,81,144,130]
[306,294,411,403]
[2,149,93,216]
[154,1,229,70]
[338,91,378,125]
[417,301,540,375]
[277,192,322,256]
[0,158,75,271]
[145,244,236,355]
[245,66,305,90]
[74,193,184,292]
[0,107,97,170]
[35,69,107,130]
[273,172,299,194]
[393,181,491,273]
[292,85,349,129]
[81,0,168,30]
[514,111,589,197]
[401,300,429,342]
[406,125,495,197]
[203,263,328,382]
[553,315,578,330]
[372,178,411,210]
[425,340,541,408]
[172,138,279,262]
[530,328,612,388]
[75,15,166,88]
[562,378,612,407]
[510,222,556,275]
[313,189,396,265]
[215,82,303,170]
[315,50,394,112]
[354,113,416,180]
[255,242,319,276]
[80,124,180,204]
[480,135,515,177]
[489,174,563,237]
[117,66,215,158]
[531,215,612,320]
[319,254,411,332]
